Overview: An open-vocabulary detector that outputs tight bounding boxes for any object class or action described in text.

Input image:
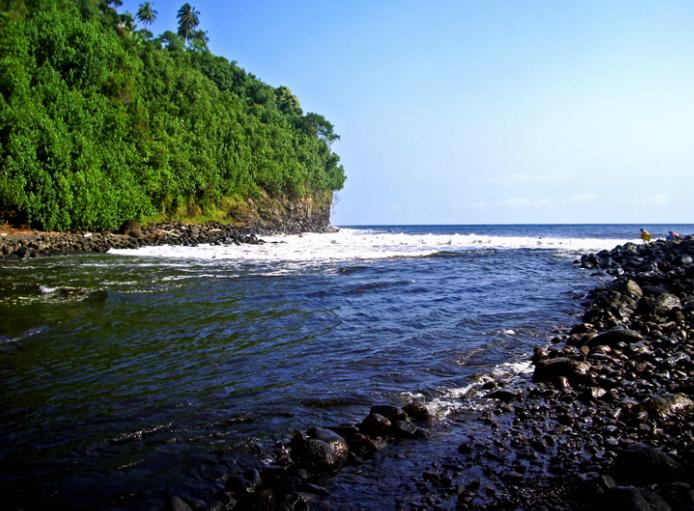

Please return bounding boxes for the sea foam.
[108,228,636,262]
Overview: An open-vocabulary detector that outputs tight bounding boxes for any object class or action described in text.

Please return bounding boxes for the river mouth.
[0,226,633,509]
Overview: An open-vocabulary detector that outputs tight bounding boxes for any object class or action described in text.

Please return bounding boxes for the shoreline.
[158,236,693,510]
[0,221,338,261]
[402,236,694,509]
[3,232,692,509]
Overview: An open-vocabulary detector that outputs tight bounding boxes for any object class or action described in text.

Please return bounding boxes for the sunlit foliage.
[0,0,345,230]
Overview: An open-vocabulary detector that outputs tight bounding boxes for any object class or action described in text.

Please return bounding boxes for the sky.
[122,0,694,225]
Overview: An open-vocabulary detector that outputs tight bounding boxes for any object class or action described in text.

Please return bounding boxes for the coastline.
[2,231,692,509]
[172,236,693,510]
[399,236,694,509]
[0,220,338,261]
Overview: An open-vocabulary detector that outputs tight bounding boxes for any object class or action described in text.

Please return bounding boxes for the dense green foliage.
[0,0,345,230]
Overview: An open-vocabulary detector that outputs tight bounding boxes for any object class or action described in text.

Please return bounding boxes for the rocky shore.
[0,219,337,261]
[403,236,694,510]
[159,236,694,511]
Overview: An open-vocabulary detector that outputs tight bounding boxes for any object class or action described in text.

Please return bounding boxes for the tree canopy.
[0,0,345,231]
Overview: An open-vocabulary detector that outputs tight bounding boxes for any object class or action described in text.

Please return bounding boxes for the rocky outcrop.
[226,191,335,234]
[0,191,337,260]
[0,222,266,260]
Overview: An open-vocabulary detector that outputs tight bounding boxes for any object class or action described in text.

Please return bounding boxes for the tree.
[176,3,199,42]
[301,113,339,143]
[117,11,134,33]
[136,2,157,26]
[276,86,302,116]
[190,29,208,51]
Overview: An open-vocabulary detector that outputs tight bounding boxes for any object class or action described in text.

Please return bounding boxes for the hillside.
[0,0,345,231]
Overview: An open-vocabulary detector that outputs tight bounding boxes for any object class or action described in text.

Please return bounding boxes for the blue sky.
[122,0,694,225]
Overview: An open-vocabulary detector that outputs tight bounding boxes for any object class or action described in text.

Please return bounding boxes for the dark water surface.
[1,224,691,509]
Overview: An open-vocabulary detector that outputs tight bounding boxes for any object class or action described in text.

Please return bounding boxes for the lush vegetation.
[0,0,345,231]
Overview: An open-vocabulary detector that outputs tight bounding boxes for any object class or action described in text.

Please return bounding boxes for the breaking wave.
[108,228,634,262]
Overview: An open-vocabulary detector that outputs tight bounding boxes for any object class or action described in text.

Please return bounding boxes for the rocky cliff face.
[227,191,336,233]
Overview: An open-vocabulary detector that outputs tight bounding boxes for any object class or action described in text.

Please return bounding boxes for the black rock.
[370,405,407,421]
[118,219,144,238]
[612,444,682,485]
[360,412,392,436]
[486,389,520,402]
[604,486,672,511]
[587,327,644,348]
[533,357,591,385]
[164,496,194,511]
[403,400,430,420]
[290,428,349,473]
[389,419,417,439]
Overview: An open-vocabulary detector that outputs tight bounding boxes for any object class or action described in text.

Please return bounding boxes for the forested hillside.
[0,0,345,231]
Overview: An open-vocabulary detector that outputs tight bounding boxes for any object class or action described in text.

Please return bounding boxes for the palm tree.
[190,29,209,51]
[136,2,157,26]
[117,11,135,34]
[177,3,200,42]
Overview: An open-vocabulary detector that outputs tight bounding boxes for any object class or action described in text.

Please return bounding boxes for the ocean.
[0,224,692,509]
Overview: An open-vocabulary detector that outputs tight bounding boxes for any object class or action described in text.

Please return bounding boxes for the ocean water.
[0,224,691,509]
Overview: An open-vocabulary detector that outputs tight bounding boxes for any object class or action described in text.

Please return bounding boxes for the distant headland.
[0,1,345,233]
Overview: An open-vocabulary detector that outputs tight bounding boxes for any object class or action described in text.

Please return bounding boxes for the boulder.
[654,293,682,315]
[612,444,682,486]
[625,279,644,299]
[403,400,430,420]
[360,413,391,436]
[389,419,417,439]
[306,427,349,460]
[533,357,591,385]
[641,393,694,419]
[586,327,643,348]
[369,405,407,421]
[165,496,194,511]
[604,486,671,511]
[118,219,144,238]
[290,428,349,473]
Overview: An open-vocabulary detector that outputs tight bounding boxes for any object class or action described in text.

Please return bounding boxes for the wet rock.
[587,327,644,347]
[280,493,310,511]
[604,486,672,511]
[641,393,694,419]
[403,400,430,420]
[389,419,417,439]
[612,444,682,485]
[164,496,194,511]
[299,482,330,496]
[585,387,607,400]
[290,428,349,473]
[360,412,391,436]
[342,432,379,457]
[625,279,644,299]
[654,293,682,315]
[486,389,520,402]
[533,357,591,385]
[370,405,407,422]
